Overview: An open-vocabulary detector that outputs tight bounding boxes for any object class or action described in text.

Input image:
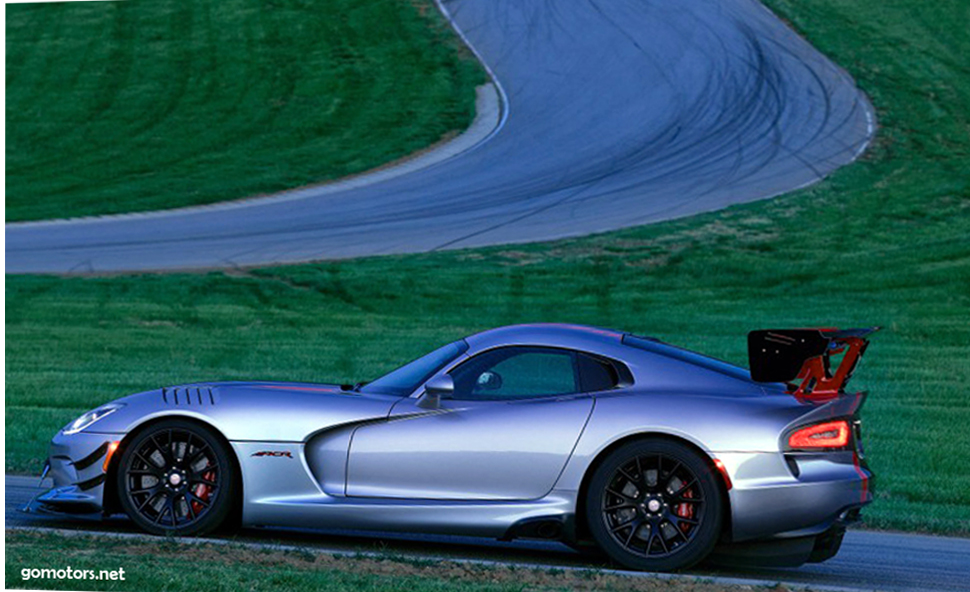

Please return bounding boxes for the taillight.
[787,420,851,450]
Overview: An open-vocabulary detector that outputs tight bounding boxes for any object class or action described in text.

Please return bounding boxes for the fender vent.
[162,386,217,406]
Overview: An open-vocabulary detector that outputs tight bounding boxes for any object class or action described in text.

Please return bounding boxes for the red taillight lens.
[788,420,851,449]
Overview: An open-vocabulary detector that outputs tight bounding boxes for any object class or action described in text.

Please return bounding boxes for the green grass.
[5,0,970,537]
[3,531,768,592]
[4,0,483,222]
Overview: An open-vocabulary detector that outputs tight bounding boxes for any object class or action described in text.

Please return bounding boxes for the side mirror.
[417,375,454,409]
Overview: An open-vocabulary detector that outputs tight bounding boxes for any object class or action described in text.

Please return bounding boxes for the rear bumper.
[711,518,854,568]
[718,451,873,542]
[26,431,120,515]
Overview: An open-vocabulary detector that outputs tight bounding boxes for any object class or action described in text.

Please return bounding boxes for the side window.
[449,347,579,401]
[577,353,620,392]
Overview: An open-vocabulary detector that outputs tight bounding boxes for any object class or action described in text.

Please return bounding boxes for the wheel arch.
[570,432,733,545]
[102,413,243,526]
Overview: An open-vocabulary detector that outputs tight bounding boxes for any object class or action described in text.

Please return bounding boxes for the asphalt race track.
[6,0,873,274]
[11,6,962,591]
[7,476,970,592]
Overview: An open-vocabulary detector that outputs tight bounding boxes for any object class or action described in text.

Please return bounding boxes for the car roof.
[464,323,625,350]
[463,324,758,390]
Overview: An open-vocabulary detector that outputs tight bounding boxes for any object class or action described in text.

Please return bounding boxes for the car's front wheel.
[586,438,723,571]
[116,418,235,535]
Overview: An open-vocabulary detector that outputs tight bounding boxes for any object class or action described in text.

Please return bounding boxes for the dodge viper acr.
[29,324,877,571]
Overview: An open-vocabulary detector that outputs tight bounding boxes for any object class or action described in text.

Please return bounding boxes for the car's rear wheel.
[116,419,235,536]
[586,438,723,571]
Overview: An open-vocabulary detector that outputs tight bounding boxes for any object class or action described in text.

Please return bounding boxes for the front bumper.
[25,431,121,515]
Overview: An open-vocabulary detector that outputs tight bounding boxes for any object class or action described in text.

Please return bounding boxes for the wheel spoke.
[189,475,217,488]
[135,491,160,513]
[150,434,173,466]
[610,516,639,533]
[189,462,218,477]
[175,495,188,523]
[187,442,210,465]
[133,451,163,474]
[605,488,636,502]
[191,461,219,475]
[152,497,171,524]
[665,515,694,541]
[670,477,697,498]
[645,527,659,555]
[656,527,670,554]
[604,501,635,511]
[671,524,689,543]
[664,461,683,487]
[642,456,657,490]
[185,491,211,508]
[183,494,196,521]
[622,519,642,547]
[669,514,699,528]
[180,433,195,464]
[167,497,178,525]
[617,466,639,486]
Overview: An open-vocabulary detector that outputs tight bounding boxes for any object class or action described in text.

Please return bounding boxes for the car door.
[345,346,603,501]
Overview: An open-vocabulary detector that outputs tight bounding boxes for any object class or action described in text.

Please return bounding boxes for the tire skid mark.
[6,0,876,273]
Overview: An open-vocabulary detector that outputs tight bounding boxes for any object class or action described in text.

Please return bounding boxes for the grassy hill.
[4,0,482,221]
[5,0,969,536]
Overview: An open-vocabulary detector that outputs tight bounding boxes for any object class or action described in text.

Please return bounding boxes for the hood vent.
[162,386,218,406]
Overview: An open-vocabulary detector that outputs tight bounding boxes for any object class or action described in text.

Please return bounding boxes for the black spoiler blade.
[748,327,879,399]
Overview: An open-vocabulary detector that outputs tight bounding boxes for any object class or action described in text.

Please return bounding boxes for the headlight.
[63,403,124,435]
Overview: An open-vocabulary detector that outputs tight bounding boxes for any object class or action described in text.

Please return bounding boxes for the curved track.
[6,0,873,273]
[7,477,970,592]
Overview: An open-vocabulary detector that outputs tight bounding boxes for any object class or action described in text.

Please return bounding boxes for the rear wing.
[748,327,879,400]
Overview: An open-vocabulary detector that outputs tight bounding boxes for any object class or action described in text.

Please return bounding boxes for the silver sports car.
[30,323,877,571]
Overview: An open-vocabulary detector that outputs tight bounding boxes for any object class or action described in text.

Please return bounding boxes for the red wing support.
[748,327,880,401]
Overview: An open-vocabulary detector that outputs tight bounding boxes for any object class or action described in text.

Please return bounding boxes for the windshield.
[359,340,468,396]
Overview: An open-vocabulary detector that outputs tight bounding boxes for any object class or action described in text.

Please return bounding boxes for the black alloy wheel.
[586,438,723,571]
[116,419,235,535]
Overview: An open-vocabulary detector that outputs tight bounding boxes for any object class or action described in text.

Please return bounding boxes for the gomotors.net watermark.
[21,566,126,583]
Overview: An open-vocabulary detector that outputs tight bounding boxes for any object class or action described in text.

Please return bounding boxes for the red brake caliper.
[676,488,694,532]
[191,470,215,515]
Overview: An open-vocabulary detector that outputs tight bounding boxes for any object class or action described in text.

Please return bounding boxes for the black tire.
[585,438,723,571]
[116,418,236,536]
